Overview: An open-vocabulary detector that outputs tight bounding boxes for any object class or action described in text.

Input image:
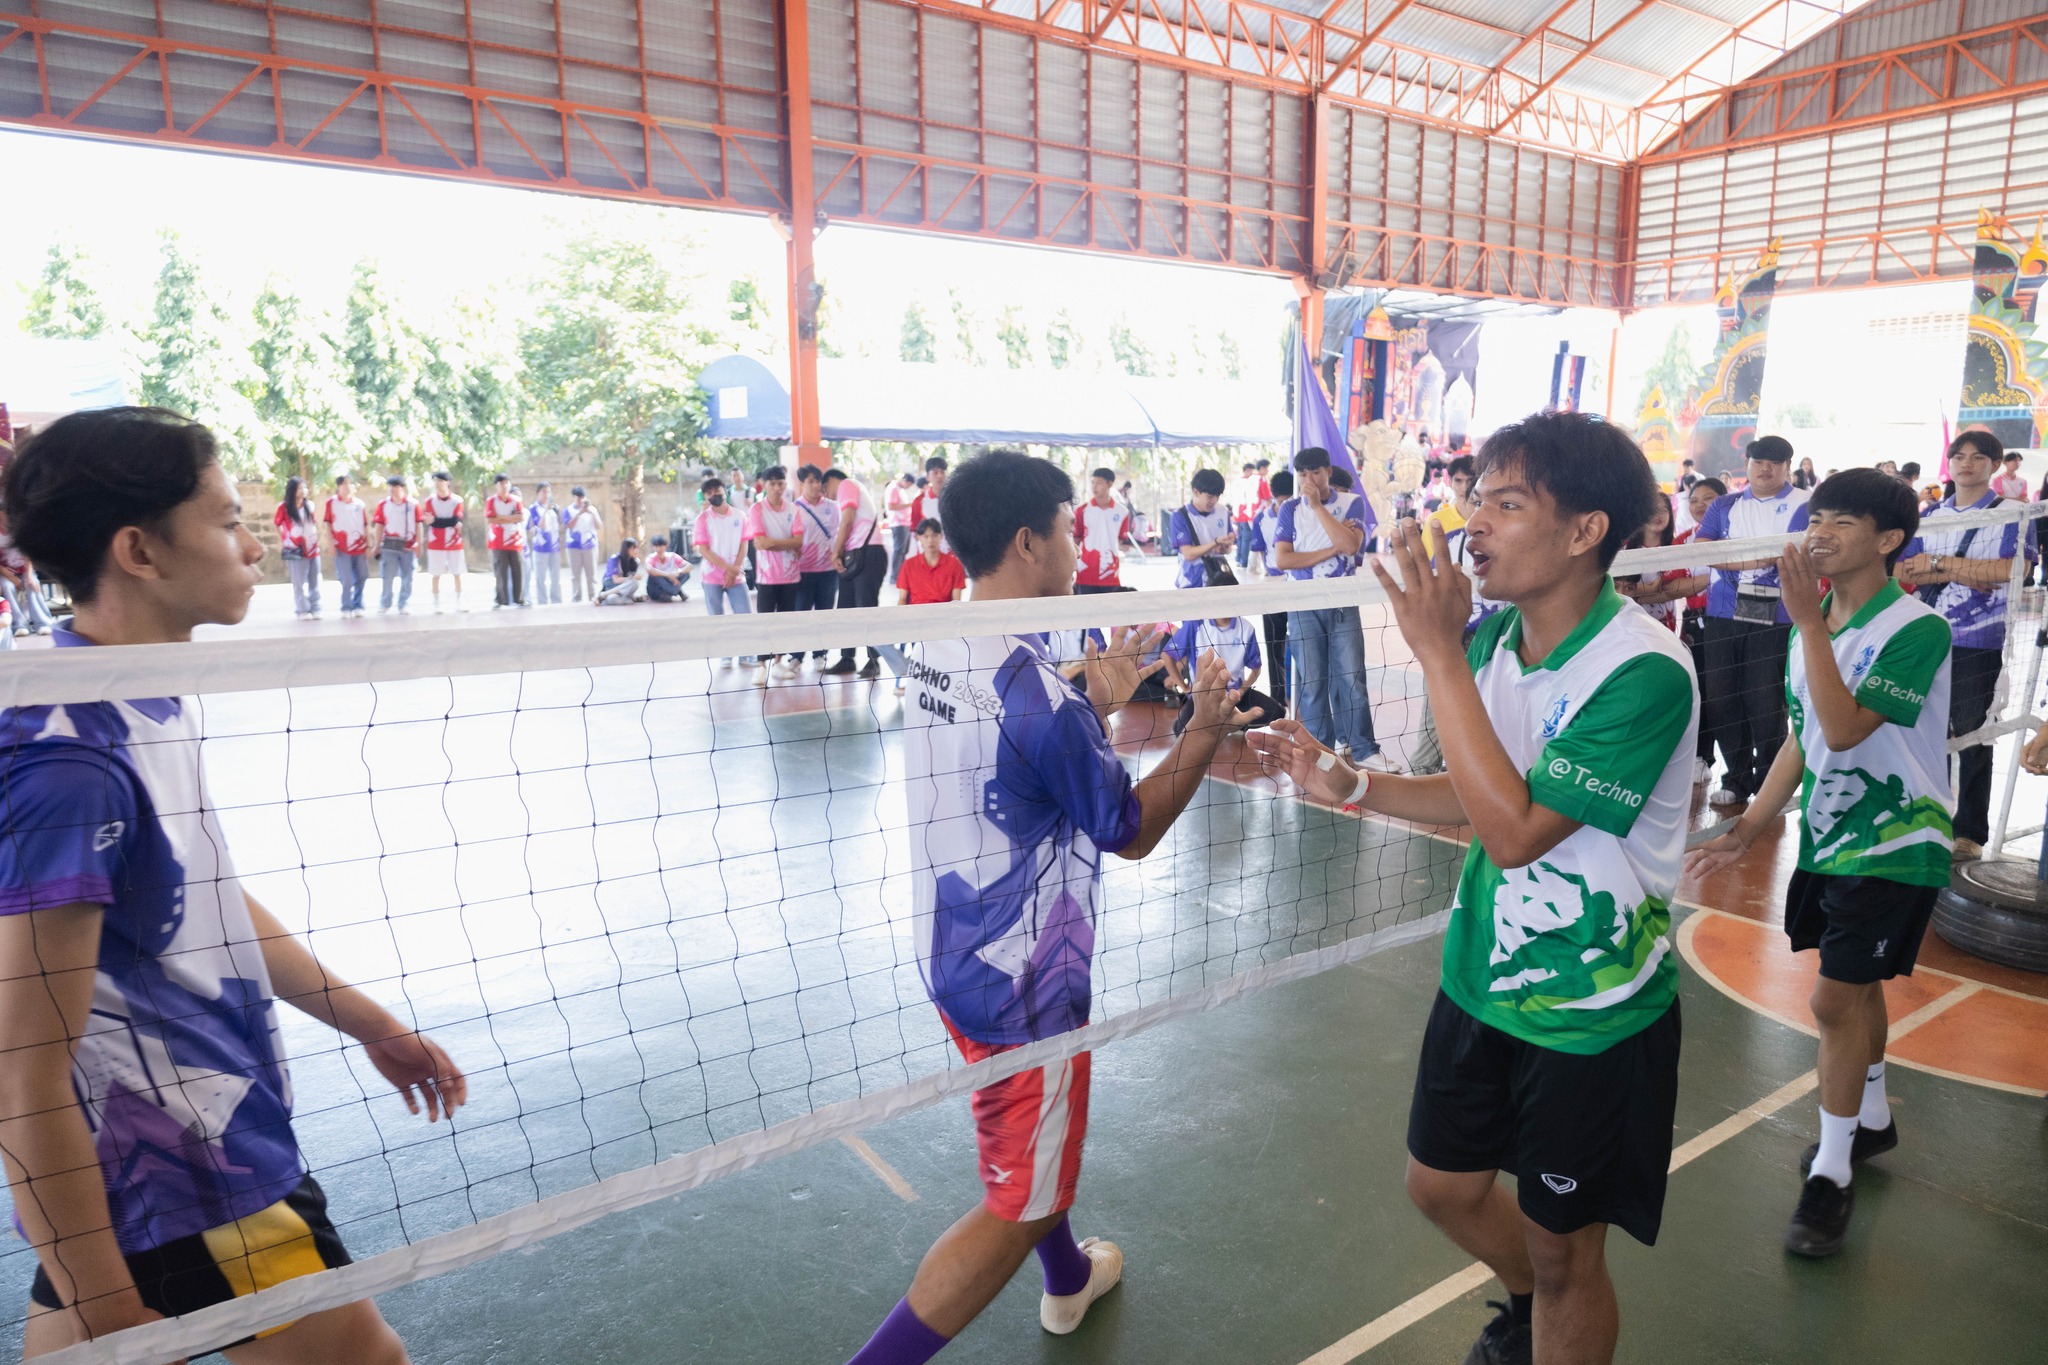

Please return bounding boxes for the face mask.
[709,494,725,507]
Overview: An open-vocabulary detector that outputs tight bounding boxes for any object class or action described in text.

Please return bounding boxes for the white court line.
[842,1134,920,1203]
[1296,950,1996,1365]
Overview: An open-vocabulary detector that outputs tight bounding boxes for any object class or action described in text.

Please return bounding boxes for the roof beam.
[1489,0,1663,131]
[1629,0,1869,148]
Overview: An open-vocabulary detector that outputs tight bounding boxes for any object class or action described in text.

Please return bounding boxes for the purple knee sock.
[847,1298,949,1365]
[1036,1214,1094,1297]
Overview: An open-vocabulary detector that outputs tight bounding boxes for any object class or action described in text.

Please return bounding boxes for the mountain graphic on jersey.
[1483,861,1663,1012]
[1803,765,1953,880]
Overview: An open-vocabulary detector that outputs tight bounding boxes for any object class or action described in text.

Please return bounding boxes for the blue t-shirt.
[1165,618,1262,689]
[1274,491,1369,580]
[1900,491,2036,651]
[0,630,302,1252]
[1695,485,1811,622]
[902,634,1141,1045]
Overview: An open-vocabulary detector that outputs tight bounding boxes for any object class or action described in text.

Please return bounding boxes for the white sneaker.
[1692,757,1712,785]
[1708,787,1746,807]
[775,661,800,680]
[718,658,733,670]
[751,665,769,688]
[1039,1238,1122,1335]
[1358,751,1402,775]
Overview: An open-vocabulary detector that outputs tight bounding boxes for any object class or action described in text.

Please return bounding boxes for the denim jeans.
[287,554,322,615]
[1292,604,1378,757]
[530,550,562,604]
[378,547,414,610]
[333,553,367,612]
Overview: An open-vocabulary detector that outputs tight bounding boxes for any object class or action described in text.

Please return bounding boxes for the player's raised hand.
[365,1029,468,1123]
[1082,622,1168,713]
[1371,520,1470,664]
[1248,718,1356,805]
[1181,650,1259,736]
[1778,541,1827,631]
[1682,829,1750,883]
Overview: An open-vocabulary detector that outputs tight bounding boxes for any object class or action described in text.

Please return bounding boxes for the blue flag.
[1292,330,1373,534]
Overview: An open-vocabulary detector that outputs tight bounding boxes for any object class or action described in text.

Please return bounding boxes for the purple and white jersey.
[0,629,301,1253]
[1275,490,1369,579]
[1166,617,1262,690]
[1901,491,2036,651]
[1169,503,1234,588]
[903,634,1141,1046]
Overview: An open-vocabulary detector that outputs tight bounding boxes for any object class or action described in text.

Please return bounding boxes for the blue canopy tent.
[699,354,1285,448]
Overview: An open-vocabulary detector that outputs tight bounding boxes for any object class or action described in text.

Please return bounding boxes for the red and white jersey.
[323,496,369,555]
[273,503,317,556]
[1074,498,1129,588]
[372,496,420,551]
[423,495,465,551]
[485,495,526,552]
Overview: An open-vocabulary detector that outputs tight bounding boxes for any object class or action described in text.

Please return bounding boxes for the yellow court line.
[842,1134,920,1203]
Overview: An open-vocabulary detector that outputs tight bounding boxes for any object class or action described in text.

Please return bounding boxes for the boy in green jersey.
[1254,412,1696,1365]
[1688,469,1950,1259]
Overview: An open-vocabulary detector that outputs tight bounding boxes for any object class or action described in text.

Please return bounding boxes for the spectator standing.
[644,535,691,602]
[1898,430,2031,861]
[910,456,948,550]
[596,536,644,605]
[422,470,468,612]
[274,476,322,620]
[885,472,918,583]
[1992,450,2031,502]
[1245,467,1294,707]
[744,464,806,686]
[1695,435,1810,806]
[1229,462,1266,569]
[1677,458,1699,493]
[1668,477,1727,784]
[485,474,527,609]
[372,474,419,613]
[824,467,887,678]
[693,477,755,670]
[528,481,564,605]
[1169,468,1235,589]
[1793,456,1818,491]
[792,464,843,666]
[0,523,58,636]
[1074,467,1132,596]
[322,472,370,618]
[1276,446,1394,771]
[565,486,603,602]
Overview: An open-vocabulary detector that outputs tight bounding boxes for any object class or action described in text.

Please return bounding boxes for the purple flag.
[1292,330,1373,533]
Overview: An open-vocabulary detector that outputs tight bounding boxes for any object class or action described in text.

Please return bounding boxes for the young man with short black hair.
[1244,467,1295,705]
[1255,411,1696,1365]
[1073,466,1132,596]
[744,465,805,685]
[323,472,370,618]
[372,473,419,613]
[792,465,842,664]
[694,477,754,669]
[422,470,467,612]
[1689,468,1950,1259]
[844,449,1252,1365]
[824,467,888,678]
[643,535,690,603]
[0,408,467,1361]
[485,473,526,609]
[1170,468,1235,589]
[527,481,564,606]
[1275,446,1393,771]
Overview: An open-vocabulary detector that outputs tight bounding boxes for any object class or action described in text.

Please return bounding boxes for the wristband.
[1315,751,1373,805]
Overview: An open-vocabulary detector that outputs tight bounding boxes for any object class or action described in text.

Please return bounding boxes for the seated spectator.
[644,535,691,603]
[596,537,644,605]
[1162,612,1280,738]
[1042,627,1107,683]
[897,519,964,605]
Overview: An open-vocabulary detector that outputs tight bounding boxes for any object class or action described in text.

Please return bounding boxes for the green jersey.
[1440,584,1698,1055]
[1787,582,1953,887]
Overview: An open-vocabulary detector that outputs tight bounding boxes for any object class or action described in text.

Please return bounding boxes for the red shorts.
[943,1015,1091,1222]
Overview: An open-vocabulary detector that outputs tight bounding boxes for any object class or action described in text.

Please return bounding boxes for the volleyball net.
[8,500,2045,1365]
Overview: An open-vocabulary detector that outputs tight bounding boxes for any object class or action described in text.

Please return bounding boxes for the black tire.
[1934,860,2048,973]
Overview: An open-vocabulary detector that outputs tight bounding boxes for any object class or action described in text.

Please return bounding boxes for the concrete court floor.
[367,891,2048,1365]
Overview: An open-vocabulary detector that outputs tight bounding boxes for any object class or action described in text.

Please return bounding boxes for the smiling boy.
[1687,468,1950,1259]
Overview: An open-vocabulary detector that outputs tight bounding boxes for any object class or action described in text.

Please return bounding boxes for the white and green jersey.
[1788,582,1953,888]
[1441,583,1698,1055]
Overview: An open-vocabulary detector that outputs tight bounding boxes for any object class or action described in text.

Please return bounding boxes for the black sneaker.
[858,659,882,679]
[1784,1175,1854,1258]
[821,658,857,676]
[1799,1118,1898,1178]
[1459,1300,1531,1365]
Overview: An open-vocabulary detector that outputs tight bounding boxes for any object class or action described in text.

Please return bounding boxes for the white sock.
[1858,1063,1890,1130]
[1812,1108,1858,1188]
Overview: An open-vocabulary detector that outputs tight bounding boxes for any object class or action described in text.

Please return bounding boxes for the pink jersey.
[836,474,879,552]
[485,495,526,552]
[792,494,840,574]
[693,505,747,587]
[423,494,464,551]
[323,495,369,555]
[744,499,804,586]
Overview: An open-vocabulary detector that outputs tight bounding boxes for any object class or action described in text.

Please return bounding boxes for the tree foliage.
[997,306,1033,369]
[342,261,445,483]
[1108,317,1155,376]
[1635,322,1705,419]
[139,233,272,478]
[900,302,937,363]
[1044,311,1081,370]
[24,244,107,340]
[250,278,368,487]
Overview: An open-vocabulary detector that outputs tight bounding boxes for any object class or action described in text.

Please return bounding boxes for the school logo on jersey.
[1849,644,1877,685]
[1541,695,1571,740]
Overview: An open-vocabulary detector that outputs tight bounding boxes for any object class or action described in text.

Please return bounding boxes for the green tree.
[1045,311,1081,370]
[900,302,937,363]
[948,289,979,365]
[139,232,272,478]
[997,306,1033,369]
[23,244,107,340]
[1636,321,1705,418]
[418,307,522,491]
[727,276,772,335]
[1216,332,1243,381]
[250,279,368,488]
[813,275,844,359]
[342,260,443,482]
[1108,317,1154,377]
[520,233,722,539]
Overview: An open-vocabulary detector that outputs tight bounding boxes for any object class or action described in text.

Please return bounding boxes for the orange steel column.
[779,0,830,469]
[1296,92,1332,363]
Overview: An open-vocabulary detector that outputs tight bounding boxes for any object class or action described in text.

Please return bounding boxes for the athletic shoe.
[822,658,857,676]
[751,665,769,688]
[717,658,733,670]
[1952,837,1985,862]
[1692,757,1713,785]
[1458,1299,1532,1365]
[1039,1237,1122,1335]
[859,659,882,680]
[1358,751,1402,775]
[775,661,800,681]
[1800,1119,1898,1178]
[1784,1175,1854,1258]
[1708,787,1747,807]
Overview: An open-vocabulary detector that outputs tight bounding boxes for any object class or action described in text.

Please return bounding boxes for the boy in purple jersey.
[845,450,1251,1365]
[0,408,468,1362]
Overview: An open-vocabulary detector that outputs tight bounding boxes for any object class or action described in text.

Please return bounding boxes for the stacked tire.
[1935,859,2048,974]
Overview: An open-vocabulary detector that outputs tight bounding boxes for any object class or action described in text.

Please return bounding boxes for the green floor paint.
[369,904,2048,1364]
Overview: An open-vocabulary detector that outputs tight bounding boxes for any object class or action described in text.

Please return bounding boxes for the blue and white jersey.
[1247,505,1285,576]
[527,500,564,554]
[1696,485,1810,621]
[903,634,1141,1046]
[1169,503,1234,588]
[0,629,301,1253]
[1040,629,1106,668]
[1275,491,1369,580]
[1902,491,2035,651]
[1165,618,1262,690]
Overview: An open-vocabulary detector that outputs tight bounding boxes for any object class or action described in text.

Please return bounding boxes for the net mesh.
[7,501,2044,1365]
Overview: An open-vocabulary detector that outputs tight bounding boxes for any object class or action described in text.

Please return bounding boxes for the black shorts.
[1407,991,1682,1246]
[30,1176,351,1341]
[1785,868,1938,984]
